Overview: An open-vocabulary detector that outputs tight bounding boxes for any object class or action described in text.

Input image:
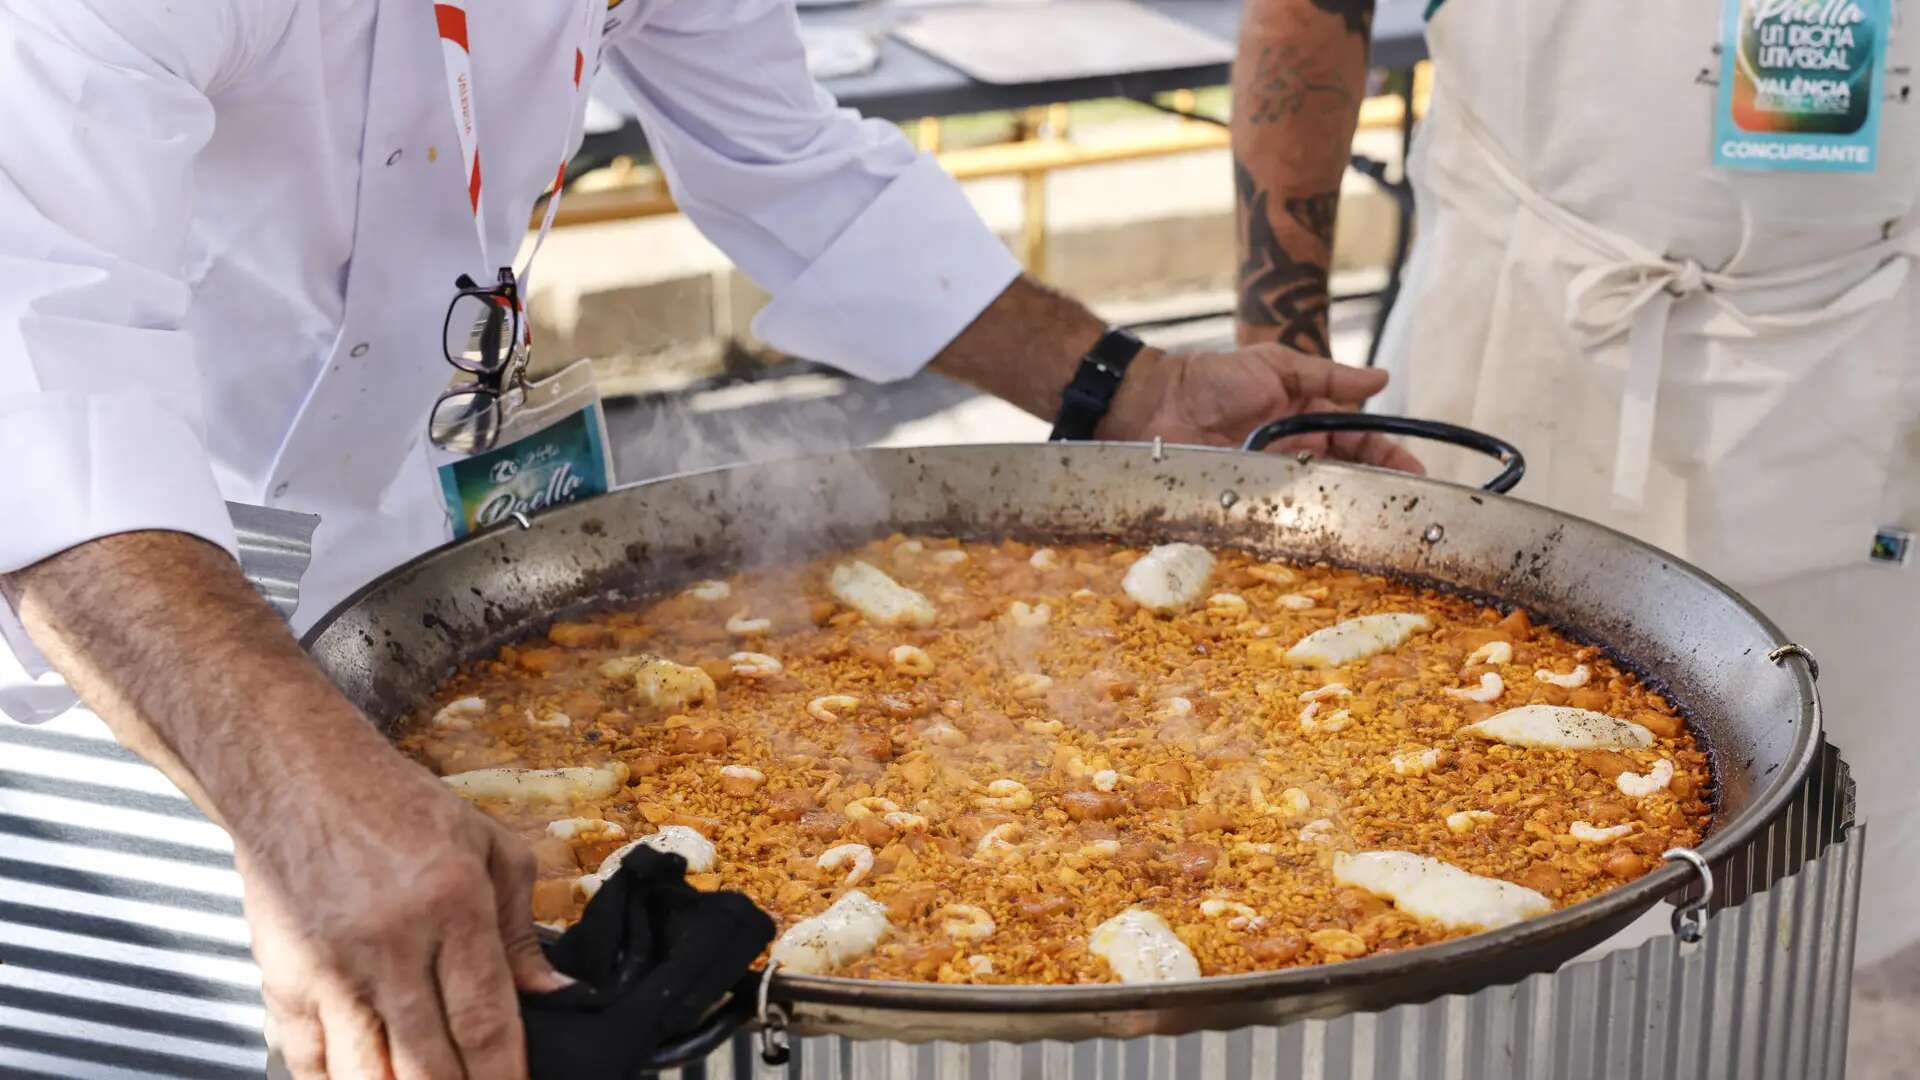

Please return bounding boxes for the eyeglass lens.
[445,292,516,375]
[429,387,504,453]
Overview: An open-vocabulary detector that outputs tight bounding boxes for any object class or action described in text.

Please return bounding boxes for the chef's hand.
[930,276,1421,473]
[241,727,571,1080]
[1094,344,1425,472]
[0,531,569,1080]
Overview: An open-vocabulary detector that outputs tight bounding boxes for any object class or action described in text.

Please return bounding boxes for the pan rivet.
[1220,490,1239,509]
[1422,524,1445,544]
[1151,437,1166,463]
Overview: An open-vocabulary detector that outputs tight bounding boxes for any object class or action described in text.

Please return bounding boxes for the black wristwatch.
[1048,328,1145,441]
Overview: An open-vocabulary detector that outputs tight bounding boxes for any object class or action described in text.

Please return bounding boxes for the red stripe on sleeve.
[433,4,469,49]
[574,49,584,87]
[468,153,483,211]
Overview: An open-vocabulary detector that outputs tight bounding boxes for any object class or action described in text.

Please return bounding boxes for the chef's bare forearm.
[1231,0,1374,355]
[927,274,1108,420]
[0,531,384,832]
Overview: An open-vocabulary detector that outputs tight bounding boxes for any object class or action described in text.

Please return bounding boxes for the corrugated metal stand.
[662,747,1861,1080]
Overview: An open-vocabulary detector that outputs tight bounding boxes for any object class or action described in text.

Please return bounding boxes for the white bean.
[1011,673,1053,700]
[1446,810,1494,833]
[726,612,772,636]
[1007,601,1051,628]
[975,779,1033,811]
[730,651,783,678]
[890,645,936,676]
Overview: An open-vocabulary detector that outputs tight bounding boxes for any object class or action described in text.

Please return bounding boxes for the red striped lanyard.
[432,0,601,298]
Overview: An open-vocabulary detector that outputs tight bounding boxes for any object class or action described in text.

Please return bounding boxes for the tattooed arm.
[1231,0,1375,354]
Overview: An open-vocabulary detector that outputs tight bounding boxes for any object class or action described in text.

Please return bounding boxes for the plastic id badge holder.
[432,360,614,539]
[1714,0,1891,172]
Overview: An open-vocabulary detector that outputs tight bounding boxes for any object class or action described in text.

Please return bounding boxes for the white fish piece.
[829,561,937,627]
[598,654,717,710]
[432,696,487,730]
[771,890,893,975]
[442,762,629,805]
[686,580,731,602]
[595,825,718,878]
[525,709,572,730]
[1121,543,1217,612]
[1617,758,1676,797]
[1333,851,1551,931]
[1089,909,1201,982]
[1284,613,1433,668]
[1462,705,1653,750]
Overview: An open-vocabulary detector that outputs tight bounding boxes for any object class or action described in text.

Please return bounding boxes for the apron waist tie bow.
[1455,106,1920,506]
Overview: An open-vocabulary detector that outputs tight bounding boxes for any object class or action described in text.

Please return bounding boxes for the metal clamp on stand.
[758,959,791,1066]
[1662,847,1714,944]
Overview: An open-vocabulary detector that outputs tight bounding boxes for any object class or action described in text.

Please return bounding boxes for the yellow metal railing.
[545,64,1432,277]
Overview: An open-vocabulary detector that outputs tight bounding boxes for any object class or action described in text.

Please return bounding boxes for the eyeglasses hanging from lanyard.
[426,0,603,453]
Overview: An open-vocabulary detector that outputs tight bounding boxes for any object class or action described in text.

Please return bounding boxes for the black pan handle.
[1241,413,1526,494]
[636,983,758,1073]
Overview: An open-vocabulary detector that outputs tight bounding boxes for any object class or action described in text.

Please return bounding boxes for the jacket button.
[350,343,370,357]
[386,149,403,166]
[272,482,290,499]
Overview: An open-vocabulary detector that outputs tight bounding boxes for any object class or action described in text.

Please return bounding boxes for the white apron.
[1376,0,1920,964]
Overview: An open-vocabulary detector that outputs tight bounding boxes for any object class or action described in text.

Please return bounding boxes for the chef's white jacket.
[0,0,1021,721]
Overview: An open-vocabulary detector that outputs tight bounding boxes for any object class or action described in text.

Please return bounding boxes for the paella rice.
[399,536,1711,985]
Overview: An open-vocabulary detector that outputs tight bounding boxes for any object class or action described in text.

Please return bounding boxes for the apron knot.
[1565,255,1716,349]
[1668,259,1707,297]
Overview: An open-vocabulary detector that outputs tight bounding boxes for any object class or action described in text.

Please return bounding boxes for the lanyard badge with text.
[426,0,614,538]
[1714,0,1891,172]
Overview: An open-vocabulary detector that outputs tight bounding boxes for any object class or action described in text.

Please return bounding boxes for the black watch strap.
[1048,328,1145,441]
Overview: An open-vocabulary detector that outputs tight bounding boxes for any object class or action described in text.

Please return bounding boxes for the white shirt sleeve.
[602,0,1021,382]
[0,2,279,720]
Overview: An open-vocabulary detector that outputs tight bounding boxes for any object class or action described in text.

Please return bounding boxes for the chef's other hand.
[1095,343,1425,474]
[243,736,570,1080]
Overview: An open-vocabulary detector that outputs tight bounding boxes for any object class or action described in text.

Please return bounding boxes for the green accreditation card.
[435,359,613,539]
[1715,0,1890,171]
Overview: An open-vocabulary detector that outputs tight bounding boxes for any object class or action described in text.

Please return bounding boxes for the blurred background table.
[581,0,1430,161]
